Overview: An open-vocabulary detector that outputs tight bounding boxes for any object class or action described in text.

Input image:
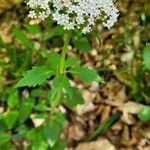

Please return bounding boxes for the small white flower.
[26,0,119,33]
[82,26,92,34]
[28,10,36,19]
[39,11,48,20]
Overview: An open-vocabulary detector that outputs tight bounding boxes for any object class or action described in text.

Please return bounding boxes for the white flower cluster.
[26,0,119,34]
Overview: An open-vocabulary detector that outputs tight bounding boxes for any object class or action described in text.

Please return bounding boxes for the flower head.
[26,0,119,33]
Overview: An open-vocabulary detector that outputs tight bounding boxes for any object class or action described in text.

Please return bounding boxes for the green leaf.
[52,140,66,150]
[34,103,48,112]
[65,56,80,68]
[12,27,33,49]
[24,24,41,35]
[0,142,15,150]
[47,51,60,74]
[0,132,11,145]
[3,111,19,129]
[26,127,43,141]
[54,112,66,125]
[74,36,91,52]
[143,45,150,70]
[0,119,7,132]
[54,26,67,36]
[70,67,104,82]
[7,89,19,108]
[44,112,66,147]
[13,125,28,141]
[15,66,53,87]
[26,127,48,150]
[31,141,48,150]
[67,87,84,107]
[51,75,73,101]
[31,89,48,98]
[138,106,150,121]
[43,120,62,147]
[19,98,35,123]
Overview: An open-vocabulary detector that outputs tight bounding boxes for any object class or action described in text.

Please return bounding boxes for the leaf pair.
[50,75,84,107]
[50,75,72,106]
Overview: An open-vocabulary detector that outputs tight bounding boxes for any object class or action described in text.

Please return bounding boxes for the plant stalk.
[50,32,71,115]
[59,32,71,74]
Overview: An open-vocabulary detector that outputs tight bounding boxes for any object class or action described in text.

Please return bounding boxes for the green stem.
[50,33,71,115]
[59,32,71,74]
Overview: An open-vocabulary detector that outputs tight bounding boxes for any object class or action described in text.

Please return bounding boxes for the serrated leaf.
[3,111,19,129]
[74,36,91,52]
[65,56,80,68]
[70,67,104,82]
[15,66,53,87]
[138,106,150,121]
[12,27,33,49]
[143,45,150,70]
[67,87,84,107]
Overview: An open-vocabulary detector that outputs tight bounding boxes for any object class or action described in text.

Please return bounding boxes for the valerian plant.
[12,0,119,149]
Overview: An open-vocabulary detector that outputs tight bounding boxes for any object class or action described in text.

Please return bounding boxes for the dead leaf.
[118,102,144,125]
[75,138,116,150]
[76,90,96,115]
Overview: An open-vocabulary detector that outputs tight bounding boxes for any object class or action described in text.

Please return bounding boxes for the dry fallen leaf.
[75,138,116,150]
[118,101,144,125]
[76,90,96,115]
[66,123,85,142]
